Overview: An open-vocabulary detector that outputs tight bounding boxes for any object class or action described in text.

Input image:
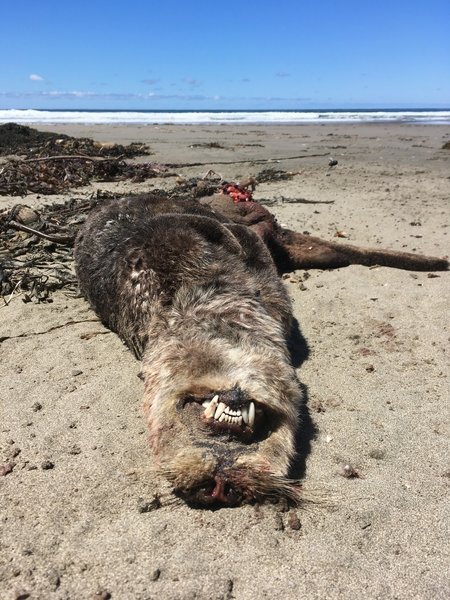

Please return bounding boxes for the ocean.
[0,108,449,125]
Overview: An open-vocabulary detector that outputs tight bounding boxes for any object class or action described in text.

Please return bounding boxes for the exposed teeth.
[214,402,226,420]
[203,395,219,419]
[208,399,253,428]
[248,402,255,428]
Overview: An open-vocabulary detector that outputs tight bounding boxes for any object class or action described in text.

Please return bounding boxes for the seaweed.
[0,123,150,158]
[255,168,298,183]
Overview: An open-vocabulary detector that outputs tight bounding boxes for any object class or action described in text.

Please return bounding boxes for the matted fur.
[75,192,447,506]
[75,194,303,506]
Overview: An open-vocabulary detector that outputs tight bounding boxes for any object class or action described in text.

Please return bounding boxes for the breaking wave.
[0,109,449,125]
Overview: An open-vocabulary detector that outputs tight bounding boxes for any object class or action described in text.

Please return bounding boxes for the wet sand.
[1,123,449,599]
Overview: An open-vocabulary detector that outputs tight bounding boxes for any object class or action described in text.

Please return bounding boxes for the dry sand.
[1,123,449,599]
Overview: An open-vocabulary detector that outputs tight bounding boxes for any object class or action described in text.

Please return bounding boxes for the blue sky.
[1,0,449,109]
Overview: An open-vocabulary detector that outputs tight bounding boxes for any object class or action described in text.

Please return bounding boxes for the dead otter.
[74,193,447,507]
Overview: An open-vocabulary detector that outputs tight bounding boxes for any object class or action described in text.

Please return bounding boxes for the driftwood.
[166,153,329,168]
[5,220,74,244]
[23,155,121,164]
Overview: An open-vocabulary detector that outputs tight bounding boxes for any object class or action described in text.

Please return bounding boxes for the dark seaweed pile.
[0,157,174,196]
[0,123,165,196]
[0,123,150,158]
[0,198,93,303]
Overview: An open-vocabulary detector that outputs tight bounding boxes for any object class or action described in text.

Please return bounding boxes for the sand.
[0,123,449,600]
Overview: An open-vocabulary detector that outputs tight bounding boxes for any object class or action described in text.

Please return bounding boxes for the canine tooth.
[202,400,210,408]
[204,402,215,418]
[215,402,226,420]
[203,395,219,418]
[241,407,249,424]
[248,402,255,427]
[211,394,219,404]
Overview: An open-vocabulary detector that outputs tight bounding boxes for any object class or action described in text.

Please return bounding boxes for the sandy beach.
[1,123,449,599]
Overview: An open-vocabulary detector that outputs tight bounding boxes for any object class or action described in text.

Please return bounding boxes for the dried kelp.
[255,168,299,183]
[0,123,150,158]
[0,123,166,196]
[0,157,175,196]
[0,198,95,303]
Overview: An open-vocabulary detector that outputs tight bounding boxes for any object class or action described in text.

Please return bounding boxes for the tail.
[277,230,449,272]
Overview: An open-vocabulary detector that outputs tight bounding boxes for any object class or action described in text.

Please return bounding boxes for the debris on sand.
[189,142,227,149]
[255,168,299,183]
[0,157,174,196]
[0,123,171,196]
[0,123,150,158]
[0,198,92,303]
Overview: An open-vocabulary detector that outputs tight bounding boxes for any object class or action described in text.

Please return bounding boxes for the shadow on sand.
[287,317,317,480]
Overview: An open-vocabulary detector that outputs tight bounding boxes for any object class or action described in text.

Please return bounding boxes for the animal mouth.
[180,387,269,442]
[202,394,255,429]
[198,393,267,442]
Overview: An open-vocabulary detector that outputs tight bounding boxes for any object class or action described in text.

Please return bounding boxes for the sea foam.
[0,109,449,125]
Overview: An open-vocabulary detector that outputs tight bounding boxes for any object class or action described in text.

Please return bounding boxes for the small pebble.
[41,460,55,470]
[9,447,21,459]
[0,462,16,476]
[150,568,161,581]
[137,495,162,513]
[93,592,111,600]
[287,511,301,530]
[46,569,61,590]
[32,402,42,412]
[71,369,83,377]
[338,463,359,478]
[274,513,284,531]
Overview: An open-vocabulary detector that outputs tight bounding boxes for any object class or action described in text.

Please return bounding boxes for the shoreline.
[1,107,449,127]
